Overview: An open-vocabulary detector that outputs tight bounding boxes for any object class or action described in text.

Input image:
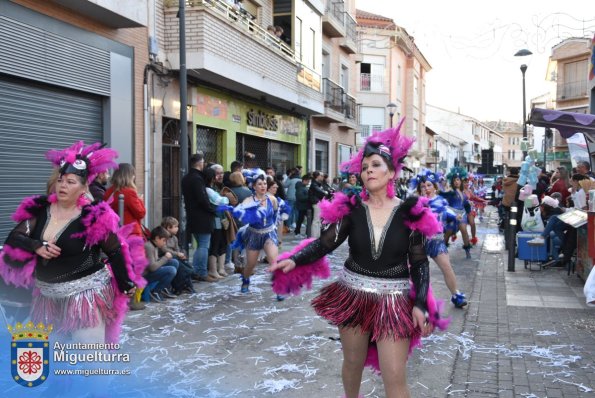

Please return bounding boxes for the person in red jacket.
[104,163,147,238]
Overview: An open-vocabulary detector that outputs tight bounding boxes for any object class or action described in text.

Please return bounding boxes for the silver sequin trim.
[346,256,409,278]
[247,224,276,234]
[341,267,409,294]
[36,267,111,299]
[362,203,399,260]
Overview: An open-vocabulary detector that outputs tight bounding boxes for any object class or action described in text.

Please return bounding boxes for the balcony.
[163,0,323,115]
[51,0,147,28]
[339,14,357,54]
[314,79,358,128]
[322,1,346,38]
[359,73,384,92]
[557,81,588,101]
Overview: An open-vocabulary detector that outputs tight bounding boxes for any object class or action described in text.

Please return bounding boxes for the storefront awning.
[528,108,595,138]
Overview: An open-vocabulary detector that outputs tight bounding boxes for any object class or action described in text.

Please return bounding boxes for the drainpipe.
[143,65,151,227]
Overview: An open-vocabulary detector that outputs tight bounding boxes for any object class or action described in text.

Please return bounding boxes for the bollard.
[118,194,125,227]
[507,206,517,272]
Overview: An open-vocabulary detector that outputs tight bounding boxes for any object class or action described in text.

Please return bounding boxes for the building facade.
[0,0,148,240]
[309,0,358,178]
[426,105,499,174]
[148,0,324,224]
[355,9,430,175]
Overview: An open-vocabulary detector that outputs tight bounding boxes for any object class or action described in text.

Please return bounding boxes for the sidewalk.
[447,210,594,397]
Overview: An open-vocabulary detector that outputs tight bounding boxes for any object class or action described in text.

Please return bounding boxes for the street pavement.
[54,207,593,397]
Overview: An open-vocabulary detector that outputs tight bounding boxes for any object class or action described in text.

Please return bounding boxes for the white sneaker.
[528,237,545,245]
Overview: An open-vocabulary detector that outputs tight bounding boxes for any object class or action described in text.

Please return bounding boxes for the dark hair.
[577,160,591,171]
[571,174,588,182]
[417,179,438,194]
[302,174,311,181]
[253,174,266,183]
[267,177,278,190]
[508,167,519,176]
[150,226,170,241]
[312,171,321,179]
[204,167,216,186]
[230,160,243,171]
[190,153,204,167]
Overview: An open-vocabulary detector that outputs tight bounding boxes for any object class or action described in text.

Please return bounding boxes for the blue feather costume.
[232,196,278,251]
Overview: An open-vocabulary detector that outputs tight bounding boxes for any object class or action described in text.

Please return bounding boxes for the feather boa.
[0,245,37,288]
[12,195,49,222]
[319,192,357,224]
[401,196,442,238]
[271,238,331,296]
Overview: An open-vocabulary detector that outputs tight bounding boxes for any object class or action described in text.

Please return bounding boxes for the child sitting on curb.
[144,226,179,302]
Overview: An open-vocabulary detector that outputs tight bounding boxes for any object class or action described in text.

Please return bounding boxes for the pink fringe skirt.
[312,268,419,342]
[31,267,116,335]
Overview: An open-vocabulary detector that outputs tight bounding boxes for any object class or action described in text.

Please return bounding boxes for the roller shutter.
[0,74,103,241]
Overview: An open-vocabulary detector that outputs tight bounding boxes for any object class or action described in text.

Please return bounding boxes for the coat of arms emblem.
[8,321,53,387]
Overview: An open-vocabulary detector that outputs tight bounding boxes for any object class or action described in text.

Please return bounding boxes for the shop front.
[192,87,307,172]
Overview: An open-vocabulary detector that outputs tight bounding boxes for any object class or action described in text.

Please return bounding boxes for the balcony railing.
[170,0,295,60]
[344,93,356,120]
[322,78,358,123]
[345,14,356,44]
[359,73,384,92]
[330,1,344,24]
[557,81,588,100]
[323,78,344,113]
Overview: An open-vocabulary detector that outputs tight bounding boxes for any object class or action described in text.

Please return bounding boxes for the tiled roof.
[355,9,394,22]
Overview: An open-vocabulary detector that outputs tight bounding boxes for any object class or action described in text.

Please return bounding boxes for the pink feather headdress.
[341,118,414,177]
[46,141,119,184]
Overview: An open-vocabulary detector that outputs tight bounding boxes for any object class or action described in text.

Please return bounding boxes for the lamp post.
[386,102,397,128]
[514,49,532,160]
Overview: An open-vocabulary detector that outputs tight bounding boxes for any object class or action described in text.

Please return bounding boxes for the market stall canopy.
[528,108,595,138]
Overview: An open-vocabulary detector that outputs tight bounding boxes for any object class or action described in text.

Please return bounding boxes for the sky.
[357,0,594,124]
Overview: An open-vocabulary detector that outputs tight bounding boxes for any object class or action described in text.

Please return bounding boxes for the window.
[341,64,349,92]
[315,139,329,173]
[413,76,419,107]
[360,107,385,138]
[295,17,302,62]
[360,56,385,92]
[338,144,352,173]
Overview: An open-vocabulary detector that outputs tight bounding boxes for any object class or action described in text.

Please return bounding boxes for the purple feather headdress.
[46,141,119,184]
[341,118,414,177]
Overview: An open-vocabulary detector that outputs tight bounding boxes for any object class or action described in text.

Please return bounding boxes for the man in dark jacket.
[294,174,312,236]
[89,171,109,202]
[308,171,328,238]
[181,153,217,282]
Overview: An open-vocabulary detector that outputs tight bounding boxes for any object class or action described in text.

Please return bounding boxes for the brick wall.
[163,6,322,106]
[13,0,149,194]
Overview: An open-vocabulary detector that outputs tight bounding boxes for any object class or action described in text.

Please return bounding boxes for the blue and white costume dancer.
[233,196,278,251]
[411,169,468,308]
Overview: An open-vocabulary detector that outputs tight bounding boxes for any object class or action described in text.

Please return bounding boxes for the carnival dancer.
[232,175,280,295]
[0,142,146,344]
[474,177,488,222]
[411,170,468,308]
[440,167,473,258]
[463,175,488,245]
[269,121,448,398]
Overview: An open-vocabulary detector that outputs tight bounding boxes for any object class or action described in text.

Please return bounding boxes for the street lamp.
[514,49,532,159]
[386,102,397,128]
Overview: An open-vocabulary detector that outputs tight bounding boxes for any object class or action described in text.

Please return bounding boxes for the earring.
[387,180,395,198]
